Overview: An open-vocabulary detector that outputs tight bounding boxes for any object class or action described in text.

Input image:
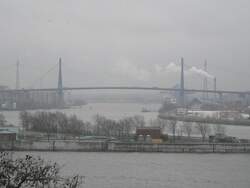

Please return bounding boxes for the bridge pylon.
[57,57,64,108]
[16,60,20,90]
[179,57,185,107]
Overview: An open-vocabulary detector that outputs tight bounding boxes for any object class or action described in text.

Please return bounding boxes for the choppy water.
[14,152,250,188]
[2,102,250,139]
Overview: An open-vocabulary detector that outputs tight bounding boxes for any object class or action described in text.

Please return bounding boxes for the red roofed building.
[136,127,163,144]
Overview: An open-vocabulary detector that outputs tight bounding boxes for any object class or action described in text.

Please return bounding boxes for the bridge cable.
[28,63,58,89]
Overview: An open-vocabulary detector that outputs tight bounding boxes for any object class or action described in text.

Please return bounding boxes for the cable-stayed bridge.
[1,87,250,95]
[0,58,249,110]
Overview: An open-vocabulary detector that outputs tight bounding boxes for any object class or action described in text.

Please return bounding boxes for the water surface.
[2,103,250,138]
[14,152,250,188]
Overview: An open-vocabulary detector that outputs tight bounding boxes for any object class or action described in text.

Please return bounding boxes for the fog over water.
[1,1,250,187]
[0,0,250,90]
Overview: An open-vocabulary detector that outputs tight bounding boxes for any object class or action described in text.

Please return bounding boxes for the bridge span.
[1,86,250,95]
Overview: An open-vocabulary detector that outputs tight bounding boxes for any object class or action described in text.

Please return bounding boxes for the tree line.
[0,114,14,127]
[18,111,225,142]
[20,111,90,140]
[19,111,146,140]
[150,118,226,142]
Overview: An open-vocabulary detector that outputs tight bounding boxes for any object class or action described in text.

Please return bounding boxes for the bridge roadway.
[0,86,250,95]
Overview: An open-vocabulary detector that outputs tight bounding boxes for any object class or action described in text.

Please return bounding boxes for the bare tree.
[150,118,167,130]
[0,152,83,188]
[120,117,134,137]
[195,123,211,142]
[132,115,145,128]
[182,122,193,139]
[19,111,31,130]
[84,121,92,136]
[20,111,89,140]
[93,114,107,136]
[92,114,146,138]
[0,113,7,127]
[41,112,57,141]
[168,120,177,143]
[68,115,86,140]
[213,124,226,135]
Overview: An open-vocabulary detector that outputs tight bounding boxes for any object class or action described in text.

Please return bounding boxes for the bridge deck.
[0,86,249,95]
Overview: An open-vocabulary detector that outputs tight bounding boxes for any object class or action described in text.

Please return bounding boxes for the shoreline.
[1,141,250,154]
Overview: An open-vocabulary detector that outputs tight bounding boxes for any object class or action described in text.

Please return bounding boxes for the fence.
[108,142,250,153]
[1,141,250,153]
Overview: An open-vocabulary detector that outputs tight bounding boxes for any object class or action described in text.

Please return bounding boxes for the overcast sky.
[0,0,249,90]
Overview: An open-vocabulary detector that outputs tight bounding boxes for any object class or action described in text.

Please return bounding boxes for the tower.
[16,60,20,90]
[180,57,185,107]
[203,60,208,101]
[214,77,217,102]
[58,58,64,107]
[14,60,20,109]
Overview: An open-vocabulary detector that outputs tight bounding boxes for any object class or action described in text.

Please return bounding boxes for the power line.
[28,63,58,89]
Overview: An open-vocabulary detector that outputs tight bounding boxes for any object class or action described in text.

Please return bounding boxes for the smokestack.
[214,77,217,101]
[214,77,217,91]
[58,57,64,107]
[58,58,63,90]
[16,60,20,90]
[180,57,185,106]
[203,60,208,101]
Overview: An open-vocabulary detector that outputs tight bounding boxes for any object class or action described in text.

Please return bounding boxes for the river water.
[2,102,250,139]
[14,151,250,188]
[4,103,250,187]
[2,103,159,125]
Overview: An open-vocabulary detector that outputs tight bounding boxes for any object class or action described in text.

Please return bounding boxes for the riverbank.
[1,140,250,153]
[159,114,250,126]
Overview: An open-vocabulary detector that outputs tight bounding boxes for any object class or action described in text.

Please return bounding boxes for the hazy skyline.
[0,0,250,90]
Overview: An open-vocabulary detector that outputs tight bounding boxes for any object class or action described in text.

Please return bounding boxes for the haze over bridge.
[1,57,250,109]
[1,86,250,96]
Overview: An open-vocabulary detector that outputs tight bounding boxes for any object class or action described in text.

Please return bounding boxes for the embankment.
[1,140,250,153]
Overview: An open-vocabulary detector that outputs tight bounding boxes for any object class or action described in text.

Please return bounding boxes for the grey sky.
[0,0,249,90]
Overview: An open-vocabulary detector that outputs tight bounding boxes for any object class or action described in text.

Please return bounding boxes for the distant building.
[136,127,163,144]
[0,127,19,142]
[188,98,202,110]
[0,130,16,142]
[219,111,243,120]
[176,108,187,116]
[0,90,62,110]
[0,85,8,90]
[163,97,177,104]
